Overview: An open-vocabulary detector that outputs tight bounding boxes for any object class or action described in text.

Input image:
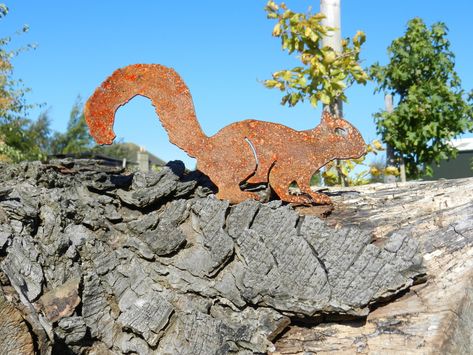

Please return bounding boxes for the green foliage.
[50,97,94,155]
[29,111,52,154]
[1,4,33,118]
[0,3,41,162]
[0,114,51,161]
[370,18,473,178]
[310,172,321,186]
[369,157,390,183]
[0,140,21,161]
[263,1,368,108]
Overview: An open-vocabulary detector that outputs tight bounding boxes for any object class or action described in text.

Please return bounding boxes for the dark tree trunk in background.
[384,94,397,184]
[384,94,406,183]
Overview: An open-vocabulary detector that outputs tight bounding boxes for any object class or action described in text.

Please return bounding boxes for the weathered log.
[277,179,473,354]
[0,288,35,355]
[0,159,470,354]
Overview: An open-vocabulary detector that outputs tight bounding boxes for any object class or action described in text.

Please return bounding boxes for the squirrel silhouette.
[85,64,366,205]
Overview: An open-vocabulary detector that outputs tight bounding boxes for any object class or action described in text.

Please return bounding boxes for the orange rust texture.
[85,64,366,205]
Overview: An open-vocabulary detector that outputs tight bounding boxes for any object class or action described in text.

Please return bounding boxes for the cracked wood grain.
[0,159,468,354]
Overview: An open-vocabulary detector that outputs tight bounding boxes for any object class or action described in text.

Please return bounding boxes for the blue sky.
[3,1,473,168]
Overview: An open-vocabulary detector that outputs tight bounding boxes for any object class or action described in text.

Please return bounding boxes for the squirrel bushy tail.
[84,64,207,158]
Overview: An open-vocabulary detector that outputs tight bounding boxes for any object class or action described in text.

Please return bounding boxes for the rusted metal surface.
[85,64,366,205]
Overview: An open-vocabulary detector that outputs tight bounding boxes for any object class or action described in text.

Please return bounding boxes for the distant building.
[429,138,473,180]
[49,142,166,172]
[118,142,166,170]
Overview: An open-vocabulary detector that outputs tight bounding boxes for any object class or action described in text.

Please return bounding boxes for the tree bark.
[383,93,406,183]
[0,159,471,354]
[0,289,35,355]
[277,178,473,353]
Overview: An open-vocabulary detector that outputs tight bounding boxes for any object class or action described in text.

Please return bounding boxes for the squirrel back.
[84,64,207,158]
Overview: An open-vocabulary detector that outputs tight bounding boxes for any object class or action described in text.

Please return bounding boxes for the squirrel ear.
[321,110,335,123]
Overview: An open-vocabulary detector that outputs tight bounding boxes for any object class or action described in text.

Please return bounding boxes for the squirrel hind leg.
[245,159,275,185]
[269,168,304,204]
[245,169,267,184]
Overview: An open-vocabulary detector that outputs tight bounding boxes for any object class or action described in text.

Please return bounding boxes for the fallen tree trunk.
[0,159,471,354]
[278,179,473,354]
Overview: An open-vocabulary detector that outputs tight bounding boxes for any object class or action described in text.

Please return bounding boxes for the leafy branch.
[370,18,473,178]
[263,1,369,108]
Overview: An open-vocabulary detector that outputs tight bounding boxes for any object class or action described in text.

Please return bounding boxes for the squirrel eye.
[335,127,348,137]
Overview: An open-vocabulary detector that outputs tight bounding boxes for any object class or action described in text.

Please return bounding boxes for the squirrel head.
[316,111,366,160]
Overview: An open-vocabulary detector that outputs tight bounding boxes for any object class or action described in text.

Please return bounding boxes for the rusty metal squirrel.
[85,64,366,205]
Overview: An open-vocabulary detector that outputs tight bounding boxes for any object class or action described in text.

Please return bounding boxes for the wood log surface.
[282,178,473,354]
[0,159,471,354]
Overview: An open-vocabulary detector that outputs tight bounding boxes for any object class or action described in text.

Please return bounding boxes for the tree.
[0,114,51,161]
[28,111,52,155]
[50,97,94,155]
[0,4,28,119]
[263,1,368,112]
[370,18,473,178]
[0,3,42,162]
